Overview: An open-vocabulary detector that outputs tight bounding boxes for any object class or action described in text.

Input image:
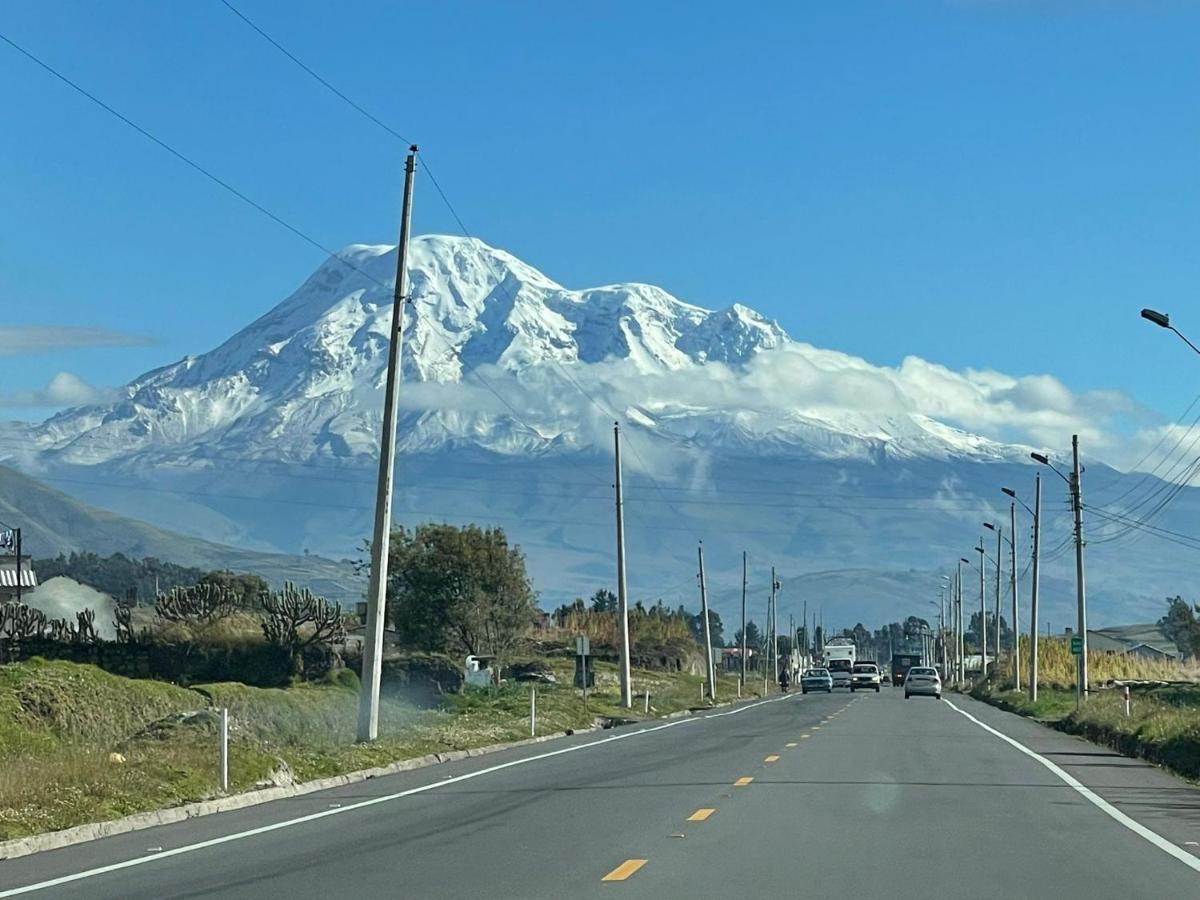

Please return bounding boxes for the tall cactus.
[155,583,236,624]
[0,603,48,640]
[261,582,346,674]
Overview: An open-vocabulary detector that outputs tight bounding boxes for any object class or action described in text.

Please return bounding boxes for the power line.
[0,29,598,486]
[217,0,413,145]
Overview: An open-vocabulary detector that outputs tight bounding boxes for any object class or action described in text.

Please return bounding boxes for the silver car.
[800,668,833,694]
[904,666,942,700]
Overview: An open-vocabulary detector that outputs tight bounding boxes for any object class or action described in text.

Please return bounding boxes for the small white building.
[0,555,37,604]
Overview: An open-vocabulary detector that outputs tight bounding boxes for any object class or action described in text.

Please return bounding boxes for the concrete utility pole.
[15,527,22,604]
[1072,434,1089,704]
[954,568,963,683]
[697,543,715,701]
[357,145,417,744]
[613,424,633,708]
[1009,500,1020,692]
[994,525,1002,681]
[740,551,747,693]
[977,540,987,680]
[770,567,780,682]
[1029,473,1042,702]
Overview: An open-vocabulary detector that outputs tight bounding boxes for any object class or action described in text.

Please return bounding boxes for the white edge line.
[0,715,704,897]
[703,691,799,718]
[944,698,1200,874]
[0,692,799,897]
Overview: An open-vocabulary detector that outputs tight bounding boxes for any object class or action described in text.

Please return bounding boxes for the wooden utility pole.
[357,145,417,743]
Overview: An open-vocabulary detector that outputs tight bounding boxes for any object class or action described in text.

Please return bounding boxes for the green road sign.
[1070,636,1083,655]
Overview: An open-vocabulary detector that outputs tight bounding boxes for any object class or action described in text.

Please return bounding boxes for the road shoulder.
[947,692,1200,864]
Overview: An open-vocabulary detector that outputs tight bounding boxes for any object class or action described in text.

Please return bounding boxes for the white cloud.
[0,325,152,355]
[400,342,1164,474]
[0,372,115,409]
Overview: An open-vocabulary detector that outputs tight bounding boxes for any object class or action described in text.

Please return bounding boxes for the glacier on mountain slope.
[14,235,1030,469]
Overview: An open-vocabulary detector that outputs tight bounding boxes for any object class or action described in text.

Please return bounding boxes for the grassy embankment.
[968,638,1200,781]
[0,656,765,841]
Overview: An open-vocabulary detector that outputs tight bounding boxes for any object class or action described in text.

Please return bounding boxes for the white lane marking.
[944,698,1200,874]
[0,714,709,897]
[703,692,799,719]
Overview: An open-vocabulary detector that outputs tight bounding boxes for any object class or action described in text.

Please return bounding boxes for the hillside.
[0,465,361,602]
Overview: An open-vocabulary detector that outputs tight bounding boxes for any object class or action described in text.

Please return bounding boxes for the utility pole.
[357,145,417,744]
[994,524,1002,683]
[1009,500,1020,692]
[977,538,987,680]
[802,597,808,665]
[1029,473,1042,702]
[697,543,715,702]
[614,424,632,708]
[957,566,964,684]
[1071,434,1089,704]
[770,567,780,683]
[14,527,22,604]
[740,551,747,693]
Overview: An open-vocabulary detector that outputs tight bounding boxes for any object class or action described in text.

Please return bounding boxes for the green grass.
[0,657,769,841]
[971,681,1200,781]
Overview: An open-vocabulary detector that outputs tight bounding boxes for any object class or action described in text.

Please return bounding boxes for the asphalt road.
[3,687,1200,899]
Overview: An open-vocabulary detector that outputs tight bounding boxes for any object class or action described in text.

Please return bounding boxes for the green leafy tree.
[590,589,618,613]
[733,619,762,649]
[1159,596,1200,658]
[382,524,537,663]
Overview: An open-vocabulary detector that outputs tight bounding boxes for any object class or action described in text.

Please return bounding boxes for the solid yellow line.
[602,859,648,881]
[688,808,716,822]
[764,754,781,763]
[735,776,754,786]
[785,742,798,747]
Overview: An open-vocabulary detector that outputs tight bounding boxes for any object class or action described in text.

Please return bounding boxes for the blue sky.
[3,0,1200,430]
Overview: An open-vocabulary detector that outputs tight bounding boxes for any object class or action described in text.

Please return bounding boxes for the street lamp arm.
[1170,325,1200,358]
[1030,453,1071,485]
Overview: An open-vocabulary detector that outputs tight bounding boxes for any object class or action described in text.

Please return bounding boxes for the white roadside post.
[530,688,536,737]
[220,707,229,793]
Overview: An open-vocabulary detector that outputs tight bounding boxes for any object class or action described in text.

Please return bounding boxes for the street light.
[1032,441,1089,705]
[1141,308,1200,357]
[1006,481,1042,701]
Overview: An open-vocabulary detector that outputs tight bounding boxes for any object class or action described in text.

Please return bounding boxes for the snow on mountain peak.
[14,235,1031,467]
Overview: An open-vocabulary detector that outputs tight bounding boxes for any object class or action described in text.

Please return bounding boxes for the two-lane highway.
[3,688,1199,898]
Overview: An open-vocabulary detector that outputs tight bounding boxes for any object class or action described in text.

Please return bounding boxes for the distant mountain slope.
[0,465,361,602]
[15,235,1025,468]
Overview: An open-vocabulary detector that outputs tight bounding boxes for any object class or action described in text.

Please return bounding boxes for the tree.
[687,609,724,648]
[590,589,618,613]
[733,619,762,650]
[383,524,537,662]
[1159,596,1200,658]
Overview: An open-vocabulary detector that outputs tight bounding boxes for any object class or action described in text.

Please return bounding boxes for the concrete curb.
[0,689,772,861]
[0,725,596,862]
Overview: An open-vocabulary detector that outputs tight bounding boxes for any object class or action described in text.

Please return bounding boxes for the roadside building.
[0,554,37,603]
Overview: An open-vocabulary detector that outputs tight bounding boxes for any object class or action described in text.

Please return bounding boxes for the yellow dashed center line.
[602,859,648,881]
[688,808,716,822]
[764,754,780,763]
[735,776,754,786]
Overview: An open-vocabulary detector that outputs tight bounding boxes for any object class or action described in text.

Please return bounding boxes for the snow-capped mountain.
[6,235,1193,629]
[19,235,1025,468]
